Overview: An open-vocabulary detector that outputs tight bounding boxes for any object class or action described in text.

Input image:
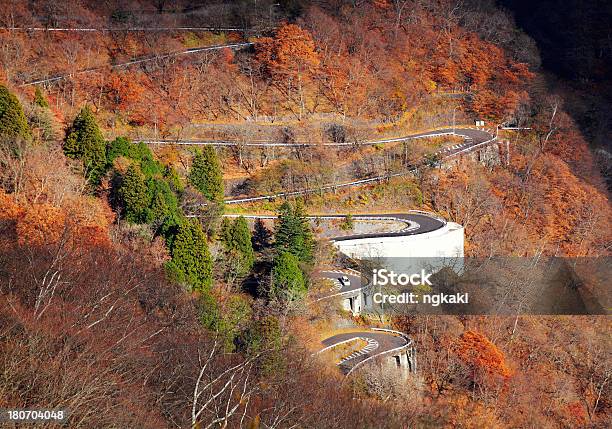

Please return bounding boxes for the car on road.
[340,275,351,286]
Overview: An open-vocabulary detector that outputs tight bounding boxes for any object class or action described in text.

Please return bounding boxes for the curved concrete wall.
[332,222,464,259]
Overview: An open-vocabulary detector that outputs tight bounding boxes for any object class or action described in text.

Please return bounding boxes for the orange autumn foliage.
[0,1,536,125]
[256,23,321,79]
[0,189,23,220]
[15,203,66,246]
[454,330,511,378]
[566,401,588,426]
[0,189,112,250]
[371,0,392,10]
[493,150,611,255]
[217,47,238,72]
[104,72,145,114]
[445,394,504,429]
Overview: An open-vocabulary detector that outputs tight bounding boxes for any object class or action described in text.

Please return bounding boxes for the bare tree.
[191,343,259,429]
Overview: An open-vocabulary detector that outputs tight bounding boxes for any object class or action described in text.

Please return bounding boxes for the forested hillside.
[2,0,534,126]
[0,1,610,427]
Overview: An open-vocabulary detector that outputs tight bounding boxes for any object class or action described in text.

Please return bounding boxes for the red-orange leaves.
[0,189,22,221]
[454,330,511,379]
[0,189,112,250]
[16,203,66,246]
[104,72,145,115]
[256,23,320,80]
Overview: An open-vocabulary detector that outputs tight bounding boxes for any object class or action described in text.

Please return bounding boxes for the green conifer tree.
[231,216,255,274]
[188,147,224,202]
[220,217,234,246]
[274,200,314,263]
[34,87,49,108]
[106,136,131,165]
[166,220,213,291]
[0,85,31,146]
[149,178,180,222]
[64,106,107,184]
[118,165,150,223]
[164,165,184,195]
[270,251,306,301]
[293,199,314,263]
[220,216,255,278]
[29,88,55,142]
[274,201,298,252]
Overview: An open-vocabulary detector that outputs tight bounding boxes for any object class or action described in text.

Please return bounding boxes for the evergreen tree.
[148,178,179,223]
[64,106,107,184]
[220,216,255,278]
[270,251,306,301]
[118,165,150,223]
[164,165,184,195]
[274,201,295,251]
[188,147,224,202]
[106,137,159,171]
[106,136,132,165]
[29,86,54,143]
[34,87,49,108]
[201,294,252,352]
[199,290,224,334]
[138,141,163,177]
[0,85,31,145]
[274,200,314,263]
[220,217,234,246]
[109,136,182,228]
[230,216,255,273]
[293,199,314,262]
[158,212,184,246]
[166,220,213,291]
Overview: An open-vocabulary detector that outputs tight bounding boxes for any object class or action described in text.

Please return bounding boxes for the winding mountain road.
[21,42,254,86]
[319,329,411,375]
[231,210,446,303]
[331,212,446,241]
[143,126,492,147]
[315,269,364,296]
[223,211,446,241]
[213,127,497,204]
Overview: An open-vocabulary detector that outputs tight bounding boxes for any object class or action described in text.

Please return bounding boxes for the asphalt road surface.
[316,270,363,294]
[321,330,408,374]
[142,127,493,148]
[331,212,446,241]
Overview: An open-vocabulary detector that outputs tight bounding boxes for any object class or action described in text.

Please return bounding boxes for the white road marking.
[338,338,379,365]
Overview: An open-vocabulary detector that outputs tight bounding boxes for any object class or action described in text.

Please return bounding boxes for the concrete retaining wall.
[332,222,464,259]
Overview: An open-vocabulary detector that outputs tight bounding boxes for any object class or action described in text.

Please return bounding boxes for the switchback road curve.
[331,212,446,241]
[315,269,364,297]
[211,127,497,204]
[318,329,412,375]
[222,211,446,241]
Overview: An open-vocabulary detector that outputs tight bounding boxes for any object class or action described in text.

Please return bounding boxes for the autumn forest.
[0,0,610,428]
